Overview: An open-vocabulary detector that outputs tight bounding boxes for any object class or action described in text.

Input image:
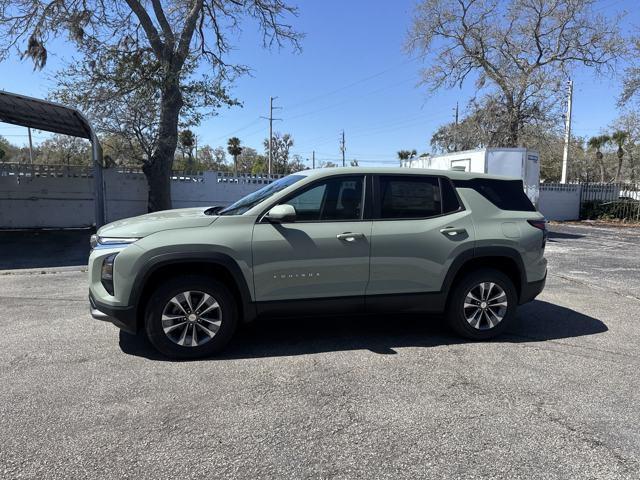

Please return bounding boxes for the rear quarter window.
[453,178,535,212]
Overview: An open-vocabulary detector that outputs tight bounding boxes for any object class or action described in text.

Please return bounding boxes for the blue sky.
[0,0,637,167]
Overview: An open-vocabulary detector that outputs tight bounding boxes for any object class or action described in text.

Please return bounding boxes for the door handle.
[440,226,467,237]
[337,232,365,242]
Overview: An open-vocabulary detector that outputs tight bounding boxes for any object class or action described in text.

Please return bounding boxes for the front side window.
[282,176,364,221]
[378,176,443,219]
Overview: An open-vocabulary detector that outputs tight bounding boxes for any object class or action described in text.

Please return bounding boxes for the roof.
[0,91,93,139]
[302,166,520,181]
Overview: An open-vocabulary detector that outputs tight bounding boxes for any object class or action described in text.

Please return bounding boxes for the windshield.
[218,175,305,215]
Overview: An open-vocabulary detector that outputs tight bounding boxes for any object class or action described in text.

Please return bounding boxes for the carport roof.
[0,90,92,139]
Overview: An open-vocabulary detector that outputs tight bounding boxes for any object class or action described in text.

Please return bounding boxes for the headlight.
[90,235,140,250]
[101,253,117,296]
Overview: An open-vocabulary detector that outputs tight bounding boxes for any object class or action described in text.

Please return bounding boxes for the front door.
[252,175,371,312]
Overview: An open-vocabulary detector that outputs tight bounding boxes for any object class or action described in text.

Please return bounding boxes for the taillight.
[527,219,547,248]
[527,219,546,231]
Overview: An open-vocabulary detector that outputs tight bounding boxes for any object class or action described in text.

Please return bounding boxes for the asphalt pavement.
[0,223,639,479]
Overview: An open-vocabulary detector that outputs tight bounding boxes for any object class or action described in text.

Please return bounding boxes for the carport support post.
[91,132,105,228]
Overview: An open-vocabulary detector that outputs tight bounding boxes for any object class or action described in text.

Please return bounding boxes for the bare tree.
[0,1,301,211]
[621,38,640,104]
[263,132,294,174]
[407,0,625,146]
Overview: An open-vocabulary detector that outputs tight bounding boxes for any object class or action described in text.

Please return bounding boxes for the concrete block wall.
[0,166,281,228]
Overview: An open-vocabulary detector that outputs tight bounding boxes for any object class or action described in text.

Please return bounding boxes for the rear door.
[366,174,475,297]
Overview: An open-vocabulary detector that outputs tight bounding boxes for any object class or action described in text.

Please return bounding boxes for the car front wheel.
[446,268,517,340]
[145,275,238,359]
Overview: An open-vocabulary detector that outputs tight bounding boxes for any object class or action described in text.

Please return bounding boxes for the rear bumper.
[89,293,138,334]
[519,271,547,305]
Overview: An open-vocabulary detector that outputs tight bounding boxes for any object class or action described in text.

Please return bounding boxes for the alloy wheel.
[161,291,222,347]
[463,282,508,330]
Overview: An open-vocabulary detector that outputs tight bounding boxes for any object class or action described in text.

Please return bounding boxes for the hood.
[98,207,219,238]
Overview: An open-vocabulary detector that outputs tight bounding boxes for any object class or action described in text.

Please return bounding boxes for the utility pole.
[312,150,315,169]
[453,102,459,152]
[27,127,34,164]
[261,96,282,176]
[561,79,573,184]
[340,130,346,167]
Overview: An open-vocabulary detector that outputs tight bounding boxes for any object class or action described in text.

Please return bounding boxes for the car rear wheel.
[446,268,517,340]
[145,275,238,359]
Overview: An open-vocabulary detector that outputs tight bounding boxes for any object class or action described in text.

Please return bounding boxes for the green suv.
[89,168,547,358]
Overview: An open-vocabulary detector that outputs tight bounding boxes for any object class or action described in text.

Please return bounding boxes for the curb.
[0,265,87,276]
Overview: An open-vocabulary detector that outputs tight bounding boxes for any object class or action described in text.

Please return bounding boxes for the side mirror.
[266,204,297,223]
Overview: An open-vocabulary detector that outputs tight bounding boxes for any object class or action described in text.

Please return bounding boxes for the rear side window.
[454,178,535,211]
[378,176,442,219]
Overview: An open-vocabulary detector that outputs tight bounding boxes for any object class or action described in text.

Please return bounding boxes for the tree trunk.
[615,149,623,182]
[505,106,520,147]
[144,77,183,212]
[597,152,605,183]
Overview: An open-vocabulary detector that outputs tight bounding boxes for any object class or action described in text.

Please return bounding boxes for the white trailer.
[402,148,540,204]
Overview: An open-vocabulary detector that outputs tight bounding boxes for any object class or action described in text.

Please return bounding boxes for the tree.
[0,136,8,162]
[0,136,19,163]
[0,1,301,212]
[199,145,229,171]
[227,137,243,176]
[610,131,629,182]
[289,154,307,172]
[263,132,294,174]
[397,149,417,165]
[621,38,640,104]
[407,0,625,146]
[39,135,91,166]
[588,135,611,183]
[611,112,640,182]
[238,147,267,174]
[321,161,338,168]
[178,129,196,166]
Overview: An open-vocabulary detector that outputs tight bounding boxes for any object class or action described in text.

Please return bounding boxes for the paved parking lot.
[1,223,639,479]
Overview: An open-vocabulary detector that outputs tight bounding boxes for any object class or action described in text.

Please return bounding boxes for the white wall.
[0,166,282,228]
[538,184,581,221]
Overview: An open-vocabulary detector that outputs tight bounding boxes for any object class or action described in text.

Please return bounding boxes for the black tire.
[446,268,517,340]
[144,275,238,359]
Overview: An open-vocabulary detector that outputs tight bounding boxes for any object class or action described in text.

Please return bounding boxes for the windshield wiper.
[204,206,223,216]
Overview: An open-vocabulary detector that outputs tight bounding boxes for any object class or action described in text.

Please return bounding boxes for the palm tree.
[397,149,417,166]
[587,135,610,183]
[610,130,629,183]
[227,137,243,176]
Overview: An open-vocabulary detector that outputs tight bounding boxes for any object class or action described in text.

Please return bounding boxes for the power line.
[211,118,262,142]
[284,56,421,113]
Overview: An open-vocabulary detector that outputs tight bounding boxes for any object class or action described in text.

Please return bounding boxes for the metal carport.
[0,90,105,227]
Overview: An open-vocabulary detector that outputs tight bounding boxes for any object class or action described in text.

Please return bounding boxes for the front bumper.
[519,271,547,305]
[89,293,138,334]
